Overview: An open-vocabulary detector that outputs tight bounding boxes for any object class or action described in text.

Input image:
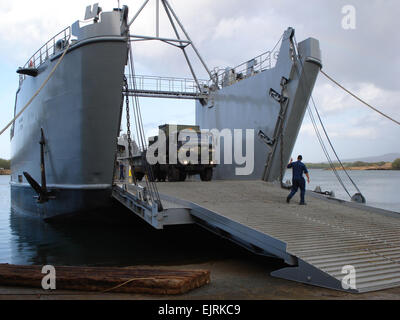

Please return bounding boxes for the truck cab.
[134,124,216,182]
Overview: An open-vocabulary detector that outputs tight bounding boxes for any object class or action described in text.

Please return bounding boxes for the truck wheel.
[151,167,159,182]
[179,171,187,182]
[168,167,180,182]
[200,168,213,181]
[159,171,167,182]
[135,173,144,182]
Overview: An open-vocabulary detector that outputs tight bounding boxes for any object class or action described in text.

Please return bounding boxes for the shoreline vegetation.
[0,159,10,175]
[1,158,399,175]
[306,159,400,171]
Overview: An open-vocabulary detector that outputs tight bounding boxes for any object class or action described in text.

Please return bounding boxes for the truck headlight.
[183,160,189,165]
[210,160,214,165]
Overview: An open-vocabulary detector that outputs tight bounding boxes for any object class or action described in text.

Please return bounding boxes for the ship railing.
[209,48,280,90]
[19,26,71,82]
[126,74,209,96]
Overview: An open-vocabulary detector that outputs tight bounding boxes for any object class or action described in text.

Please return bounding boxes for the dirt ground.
[1,255,400,300]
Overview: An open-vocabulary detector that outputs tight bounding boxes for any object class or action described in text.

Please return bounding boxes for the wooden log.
[0,264,210,295]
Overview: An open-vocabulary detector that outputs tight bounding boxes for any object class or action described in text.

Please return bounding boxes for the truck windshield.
[178,132,212,147]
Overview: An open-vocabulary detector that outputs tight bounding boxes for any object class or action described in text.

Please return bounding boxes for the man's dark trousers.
[288,177,306,204]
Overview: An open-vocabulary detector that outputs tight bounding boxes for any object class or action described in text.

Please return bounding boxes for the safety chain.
[112,83,127,184]
[123,76,137,185]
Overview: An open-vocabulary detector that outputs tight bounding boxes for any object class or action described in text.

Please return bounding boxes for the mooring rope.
[320,70,400,126]
[0,41,71,137]
[293,35,363,200]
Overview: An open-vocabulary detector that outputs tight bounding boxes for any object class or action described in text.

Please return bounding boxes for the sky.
[0,0,399,162]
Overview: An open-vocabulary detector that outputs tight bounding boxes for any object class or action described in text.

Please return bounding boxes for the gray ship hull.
[10,9,128,219]
[10,184,114,218]
[196,28,321,181]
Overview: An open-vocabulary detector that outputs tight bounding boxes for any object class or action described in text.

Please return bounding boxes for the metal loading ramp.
[154,180,400,293]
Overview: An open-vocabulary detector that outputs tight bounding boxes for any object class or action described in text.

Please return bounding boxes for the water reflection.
[4,169,400,266]
[7,203,247,267]
[0,174,248,266]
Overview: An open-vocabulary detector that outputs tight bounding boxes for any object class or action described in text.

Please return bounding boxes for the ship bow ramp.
[196,28,322,182]
[150,181,400,293]
[112,180,400,293]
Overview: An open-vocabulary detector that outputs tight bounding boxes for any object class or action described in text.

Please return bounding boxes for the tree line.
[0,159,11,170]
[393,158,400,170]
[1,158,400,170]
[306,159,400,170]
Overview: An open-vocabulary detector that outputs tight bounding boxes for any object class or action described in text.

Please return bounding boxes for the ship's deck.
[113,180,400,293]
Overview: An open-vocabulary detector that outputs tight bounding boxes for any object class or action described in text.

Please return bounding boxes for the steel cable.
[293,36,361,199]
[0,40,71,136]
[126,39,162,209]
[320,70,400,126]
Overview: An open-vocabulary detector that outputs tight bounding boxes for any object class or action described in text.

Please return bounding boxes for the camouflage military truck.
[132,124,216,182]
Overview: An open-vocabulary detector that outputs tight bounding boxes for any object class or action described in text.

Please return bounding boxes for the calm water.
[284,169,400,212]
[0,175,249,266]
[0,170,399,265]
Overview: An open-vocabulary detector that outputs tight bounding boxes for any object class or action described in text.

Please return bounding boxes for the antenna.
[156,0,159,37]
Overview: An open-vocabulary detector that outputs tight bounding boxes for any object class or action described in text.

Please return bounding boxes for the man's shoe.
[299,202,307,205]
[286,196,290,203]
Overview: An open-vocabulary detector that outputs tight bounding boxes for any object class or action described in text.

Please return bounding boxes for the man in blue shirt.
[286,155,310,205]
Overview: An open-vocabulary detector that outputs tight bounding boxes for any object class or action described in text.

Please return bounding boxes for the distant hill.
[342,153,400,163]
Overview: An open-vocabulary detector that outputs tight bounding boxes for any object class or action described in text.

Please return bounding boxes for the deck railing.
[209,48,280,89]
[126,74,209,96]
[19,26,71,83]
[24,26,71,69]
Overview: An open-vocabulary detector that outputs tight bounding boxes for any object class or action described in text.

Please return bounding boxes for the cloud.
[0,0,399,160]
[0,1,125,63]
[313,79,400,122]
[298,75,400,156]
[329,125,378,139]
[299,118,378,140]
